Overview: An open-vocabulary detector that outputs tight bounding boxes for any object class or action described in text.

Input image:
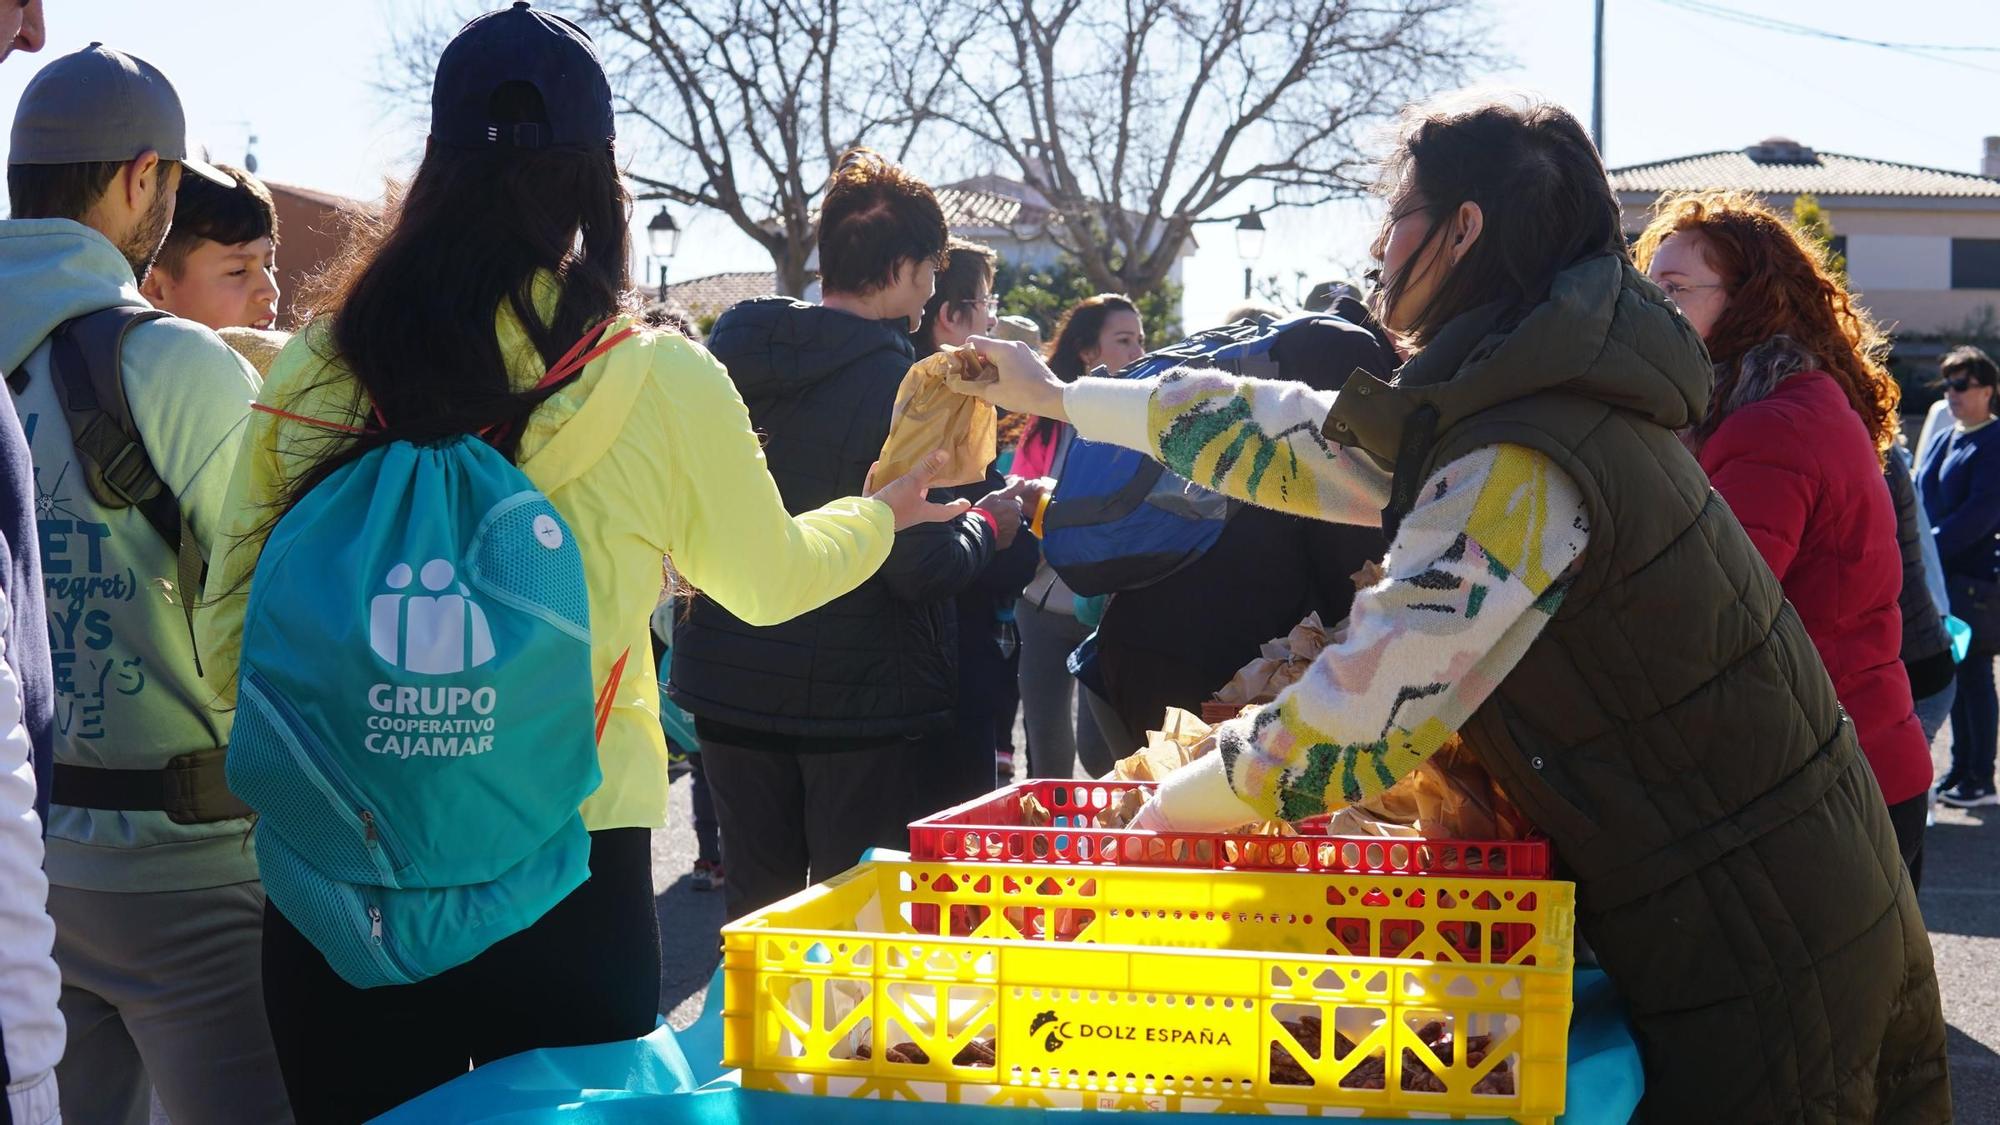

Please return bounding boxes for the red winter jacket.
[1700,367,1932,805]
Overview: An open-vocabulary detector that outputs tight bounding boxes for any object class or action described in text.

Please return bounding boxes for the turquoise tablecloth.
[379,966,1640,1123]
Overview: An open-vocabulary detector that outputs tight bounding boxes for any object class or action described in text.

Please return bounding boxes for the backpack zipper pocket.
[241,671,412,883]
[347,886,414,985]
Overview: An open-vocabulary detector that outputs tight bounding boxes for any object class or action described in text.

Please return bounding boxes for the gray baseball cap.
[8,43,231,185]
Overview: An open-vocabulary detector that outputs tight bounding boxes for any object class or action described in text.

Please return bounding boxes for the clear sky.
[4,0,1994,328]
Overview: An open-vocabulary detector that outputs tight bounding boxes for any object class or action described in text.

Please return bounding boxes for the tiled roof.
[935,185,1037,231]
[797,183,1046,233]
[658,271,778,318]
[769,174,1194,256]
[1609,142,2000,200]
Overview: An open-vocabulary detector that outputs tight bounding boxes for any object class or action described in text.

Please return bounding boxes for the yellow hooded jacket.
[197,303,893,830]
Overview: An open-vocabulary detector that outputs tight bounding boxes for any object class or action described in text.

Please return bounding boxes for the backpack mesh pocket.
[256,827,414,989]
[229,676,389,886]
[468,495,589,639]
[258,815,592,990]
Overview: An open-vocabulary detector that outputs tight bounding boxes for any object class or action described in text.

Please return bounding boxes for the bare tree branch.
[381,0,940,296]
[912,0,1491,298]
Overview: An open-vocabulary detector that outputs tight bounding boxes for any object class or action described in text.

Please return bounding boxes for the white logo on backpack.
[369,559,496,674]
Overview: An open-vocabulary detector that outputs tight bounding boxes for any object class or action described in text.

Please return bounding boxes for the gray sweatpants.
[1016,600,1113,779]
[50,880,291,1125]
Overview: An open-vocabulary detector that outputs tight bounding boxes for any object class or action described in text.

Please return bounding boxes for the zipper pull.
[369,905,384,943]
[361,810,378,845]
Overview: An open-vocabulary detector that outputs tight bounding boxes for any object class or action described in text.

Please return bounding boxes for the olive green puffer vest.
[1325,255,1949,1123]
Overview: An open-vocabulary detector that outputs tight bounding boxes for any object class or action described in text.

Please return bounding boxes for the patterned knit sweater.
[1066,368,1591,826]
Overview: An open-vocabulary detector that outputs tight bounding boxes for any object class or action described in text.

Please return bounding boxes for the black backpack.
[7,306,205,669]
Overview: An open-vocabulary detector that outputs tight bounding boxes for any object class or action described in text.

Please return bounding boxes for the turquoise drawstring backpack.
[230,325,634,988]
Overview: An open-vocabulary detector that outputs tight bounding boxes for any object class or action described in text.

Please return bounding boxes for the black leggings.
[1884,791,1928,891]
[262,828,662,1123]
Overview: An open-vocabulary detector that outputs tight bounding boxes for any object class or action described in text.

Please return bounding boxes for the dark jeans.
[994,671,1021,757]
[1885,791,1928,891]
[262,829,661,1124]
[688,750,721,865]
[701,734,935,920]
[944,708,1001,808]
[1947,652,1998,788]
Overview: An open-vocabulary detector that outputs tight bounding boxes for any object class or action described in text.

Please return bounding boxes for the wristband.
[1029,489,1053,539]
[969,506,1000,538]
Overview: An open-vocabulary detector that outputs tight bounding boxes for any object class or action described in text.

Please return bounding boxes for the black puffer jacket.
[669,298,996,746]
[1098,305,1393,737]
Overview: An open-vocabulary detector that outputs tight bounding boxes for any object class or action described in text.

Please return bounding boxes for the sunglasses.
[1946,377,1987,392]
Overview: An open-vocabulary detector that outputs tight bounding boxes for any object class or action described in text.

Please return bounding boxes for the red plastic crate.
[910,781,1549,960]
[911,779,1548,878]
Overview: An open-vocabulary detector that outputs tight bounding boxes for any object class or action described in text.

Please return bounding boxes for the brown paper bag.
[1208,598,1533,841]
[1399,737,1536,841]
[1108,707,1215,782]
[1213,613,1330,706]
[876,346,998,488]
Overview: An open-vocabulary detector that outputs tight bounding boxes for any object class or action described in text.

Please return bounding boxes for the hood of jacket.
[1328,254,1715,463]
[705,296,916,403]
[1710,333,1819,415]
[0,219,147,373]
[258,274,660,499]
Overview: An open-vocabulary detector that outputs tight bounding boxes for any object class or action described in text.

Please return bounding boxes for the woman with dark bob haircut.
[964,91,1950,1121]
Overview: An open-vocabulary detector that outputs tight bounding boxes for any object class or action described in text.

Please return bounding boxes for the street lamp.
[646,206,681,301]
[1235,209,1266,299]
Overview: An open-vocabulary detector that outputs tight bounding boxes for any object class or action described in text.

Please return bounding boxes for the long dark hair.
[1373,94,1624,349]
[1045,294,1138,382]
[1016,293,1139,455]
[286,89,632,509]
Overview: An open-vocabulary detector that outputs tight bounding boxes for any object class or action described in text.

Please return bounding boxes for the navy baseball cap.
[430,1,614,150]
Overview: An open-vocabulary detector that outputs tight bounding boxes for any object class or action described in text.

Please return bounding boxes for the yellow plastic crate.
[722,859,1575,1121]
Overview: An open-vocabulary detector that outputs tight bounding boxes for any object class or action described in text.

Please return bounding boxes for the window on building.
[1951,239,2000,289]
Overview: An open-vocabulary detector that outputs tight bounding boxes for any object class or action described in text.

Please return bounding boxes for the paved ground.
[651,716,2000,1114]
[1920,724,1999,1121]
[652,761,728,1030]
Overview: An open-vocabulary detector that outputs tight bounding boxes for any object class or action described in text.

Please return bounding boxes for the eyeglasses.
[1656,280,1726,301]
[957,297,999,316]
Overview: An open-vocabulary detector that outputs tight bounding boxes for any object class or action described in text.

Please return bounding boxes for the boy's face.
[142,236,280,331]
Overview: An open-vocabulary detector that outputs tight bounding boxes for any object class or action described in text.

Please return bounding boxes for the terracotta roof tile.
[1609,144,2000,199]
[658,271,778,318]
[935,186,1033,230]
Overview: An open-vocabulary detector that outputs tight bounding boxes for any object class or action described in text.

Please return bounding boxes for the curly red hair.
[1634,191,1900,462]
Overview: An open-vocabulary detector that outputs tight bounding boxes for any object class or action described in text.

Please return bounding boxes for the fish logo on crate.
[1029,1010,1065,1053]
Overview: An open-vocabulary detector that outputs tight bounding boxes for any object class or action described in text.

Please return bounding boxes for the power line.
[1653,0,2000,75]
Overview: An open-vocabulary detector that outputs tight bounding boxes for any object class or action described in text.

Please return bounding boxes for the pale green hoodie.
[0,218,259,893]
